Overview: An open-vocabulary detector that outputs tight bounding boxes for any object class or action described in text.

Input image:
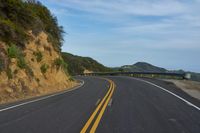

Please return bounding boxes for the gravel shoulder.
[164,79,200,100]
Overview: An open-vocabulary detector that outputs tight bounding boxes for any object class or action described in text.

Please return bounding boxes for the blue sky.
[40,0,200,72]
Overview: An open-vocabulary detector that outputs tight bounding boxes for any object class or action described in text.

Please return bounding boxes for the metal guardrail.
[84,72,190,79]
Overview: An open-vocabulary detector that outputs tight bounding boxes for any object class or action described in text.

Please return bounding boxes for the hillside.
[120,62,167,73]
[62,52,112,75]
[0,0,76,104]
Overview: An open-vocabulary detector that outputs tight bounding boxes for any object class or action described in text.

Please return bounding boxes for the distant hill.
[117,62,200,82]
[62,52,112,75]
[62,51,200,81]
[119,62,167,73]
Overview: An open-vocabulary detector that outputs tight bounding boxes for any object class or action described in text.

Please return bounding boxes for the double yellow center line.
[81,79,115,133]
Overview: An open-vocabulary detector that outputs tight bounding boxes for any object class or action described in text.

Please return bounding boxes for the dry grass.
[0,81,79,105]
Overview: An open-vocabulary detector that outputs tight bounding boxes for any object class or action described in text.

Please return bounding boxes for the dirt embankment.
[0,32,78,104]
[165,79,200,100]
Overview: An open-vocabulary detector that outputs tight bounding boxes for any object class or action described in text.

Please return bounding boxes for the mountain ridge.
[62,52,112,75]
[121,62,167,73]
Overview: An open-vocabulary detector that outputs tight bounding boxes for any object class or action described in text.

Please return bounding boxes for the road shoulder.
[163,79,200,100]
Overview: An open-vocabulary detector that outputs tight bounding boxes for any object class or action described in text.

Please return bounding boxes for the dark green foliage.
[7,44,28,69]
[25,66,34,77]
[54,58,67,68]
[40,64,49,74]
[0,58,3,72]
[33,51,42,62]
[69,77,74,81]
[61,52,113,75]
[7,44,19,58]
[17,56,26,69]
[54,58,68,73]
[6,44,34,77]
[0,0,64,51]
[6,68,13,79]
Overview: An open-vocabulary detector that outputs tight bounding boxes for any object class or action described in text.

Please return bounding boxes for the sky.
[39,0,200,72]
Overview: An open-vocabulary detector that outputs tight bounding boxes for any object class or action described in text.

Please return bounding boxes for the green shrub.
[33,51,43,62]
[69,77,74,81]
[7,44,28,70]
[54,58,68,73]
[26,66,34,77]
[17,56,27,69]
[6,68,13,79]
[0,58,4,72]
[7,44,19,58]
[0,0,64,50]
[40,64,49,74]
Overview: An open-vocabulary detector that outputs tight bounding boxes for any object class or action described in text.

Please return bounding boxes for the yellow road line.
[80,79,113,133]
[90,82,115,133]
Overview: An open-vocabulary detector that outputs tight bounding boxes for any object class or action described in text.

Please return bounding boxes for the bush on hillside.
[17,56,26,69]
[0,0,64,51]
[7,44,19,58]
[6,67,13,79]
[0,58,3,72]
[40,63,49,74]
[54,58,68,73]
[33,51,43,62]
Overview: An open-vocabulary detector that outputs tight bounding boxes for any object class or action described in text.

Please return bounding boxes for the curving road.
[0,76,200,133]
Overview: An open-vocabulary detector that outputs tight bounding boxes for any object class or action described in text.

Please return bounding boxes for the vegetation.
[7,44,19,58]
[40,64,49,74]
[25,66,34,77]
[6,68,13,79]
[0,58,3,72]
[54,58,68,72]
[0,0,64,51]
[61,52,113,75]
[33,51,43,62]
[17,56,27,69]
[7,44,27,69]
[6,43,35,78]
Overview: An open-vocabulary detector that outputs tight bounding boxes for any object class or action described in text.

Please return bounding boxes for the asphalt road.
[0,76,200,133]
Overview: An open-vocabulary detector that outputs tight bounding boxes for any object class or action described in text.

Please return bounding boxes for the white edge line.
[0,80,85,112]
[133,78,200,111]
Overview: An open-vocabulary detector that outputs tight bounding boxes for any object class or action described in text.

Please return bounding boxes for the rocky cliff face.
[0,32,76,104]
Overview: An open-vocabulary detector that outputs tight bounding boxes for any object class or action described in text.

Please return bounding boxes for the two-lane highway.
[0,76,200,133]
[0,77,111,133]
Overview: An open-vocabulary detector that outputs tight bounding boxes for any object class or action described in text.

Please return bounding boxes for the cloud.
[40,0,200,71]
[47,0,188,16]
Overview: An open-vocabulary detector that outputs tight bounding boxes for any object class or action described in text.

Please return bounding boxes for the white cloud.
[48,0,188,16]
[42,0,200,67]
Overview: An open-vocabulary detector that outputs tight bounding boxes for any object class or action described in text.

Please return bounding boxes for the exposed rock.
[0,32,78,104]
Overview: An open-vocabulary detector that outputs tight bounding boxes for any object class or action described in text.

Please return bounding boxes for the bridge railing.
[83,72,190,80]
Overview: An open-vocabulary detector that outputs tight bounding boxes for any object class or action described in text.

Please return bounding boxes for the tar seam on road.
[0,80,85,112]
[133,78,200,111]
[81,79,115,133]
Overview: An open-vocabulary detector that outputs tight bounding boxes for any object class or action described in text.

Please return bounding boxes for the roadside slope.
[0,0,76,104]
